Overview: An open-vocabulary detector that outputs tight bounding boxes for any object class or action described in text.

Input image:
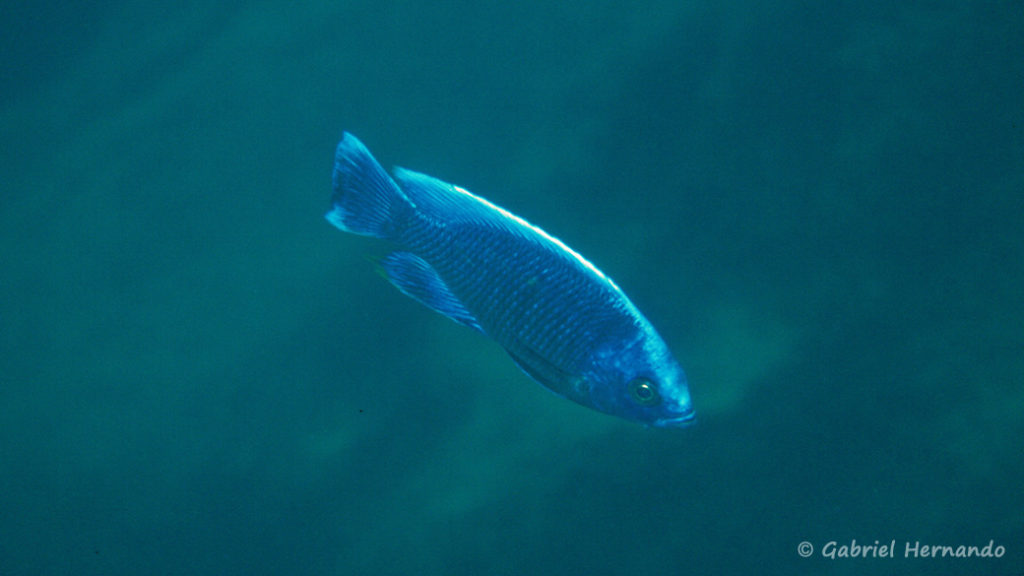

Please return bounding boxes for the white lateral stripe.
[451,185,618,289]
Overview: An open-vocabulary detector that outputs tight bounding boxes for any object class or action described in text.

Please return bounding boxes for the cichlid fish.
[326,133,694,427]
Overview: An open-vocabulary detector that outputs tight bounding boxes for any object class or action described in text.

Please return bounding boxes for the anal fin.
[379,252,482,332]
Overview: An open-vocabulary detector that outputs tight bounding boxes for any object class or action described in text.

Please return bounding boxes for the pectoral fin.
[505,341,582,401]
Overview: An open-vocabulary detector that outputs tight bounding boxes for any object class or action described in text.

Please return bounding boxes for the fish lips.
[652,409,697,428]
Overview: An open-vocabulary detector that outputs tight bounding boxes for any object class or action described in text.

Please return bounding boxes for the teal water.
[2,2,1021,574]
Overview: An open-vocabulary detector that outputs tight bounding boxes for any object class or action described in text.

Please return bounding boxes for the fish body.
[327,133,694,427]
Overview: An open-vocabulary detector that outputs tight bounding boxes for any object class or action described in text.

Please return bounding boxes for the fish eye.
[628,378,661,406]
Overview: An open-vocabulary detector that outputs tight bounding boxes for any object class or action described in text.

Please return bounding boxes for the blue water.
[2,2,1021,575]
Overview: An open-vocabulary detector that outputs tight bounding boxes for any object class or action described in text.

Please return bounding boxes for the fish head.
[586,332,695,428]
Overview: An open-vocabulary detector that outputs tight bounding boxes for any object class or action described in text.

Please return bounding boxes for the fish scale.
[326,132,694,427]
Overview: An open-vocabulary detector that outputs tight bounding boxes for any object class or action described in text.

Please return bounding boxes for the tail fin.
[326,133,411,239]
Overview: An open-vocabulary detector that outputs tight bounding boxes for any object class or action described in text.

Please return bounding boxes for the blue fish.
[326,133,694,427]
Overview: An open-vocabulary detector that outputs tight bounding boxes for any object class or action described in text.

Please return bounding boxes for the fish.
[326,133,694,427]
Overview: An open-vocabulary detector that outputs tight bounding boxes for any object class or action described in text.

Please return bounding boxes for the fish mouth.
[653,410,697,428]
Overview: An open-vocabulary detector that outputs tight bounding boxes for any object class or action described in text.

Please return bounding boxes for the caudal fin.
[326,133,411,239]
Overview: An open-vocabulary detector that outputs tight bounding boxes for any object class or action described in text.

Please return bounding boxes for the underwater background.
[1,1,1021,574]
